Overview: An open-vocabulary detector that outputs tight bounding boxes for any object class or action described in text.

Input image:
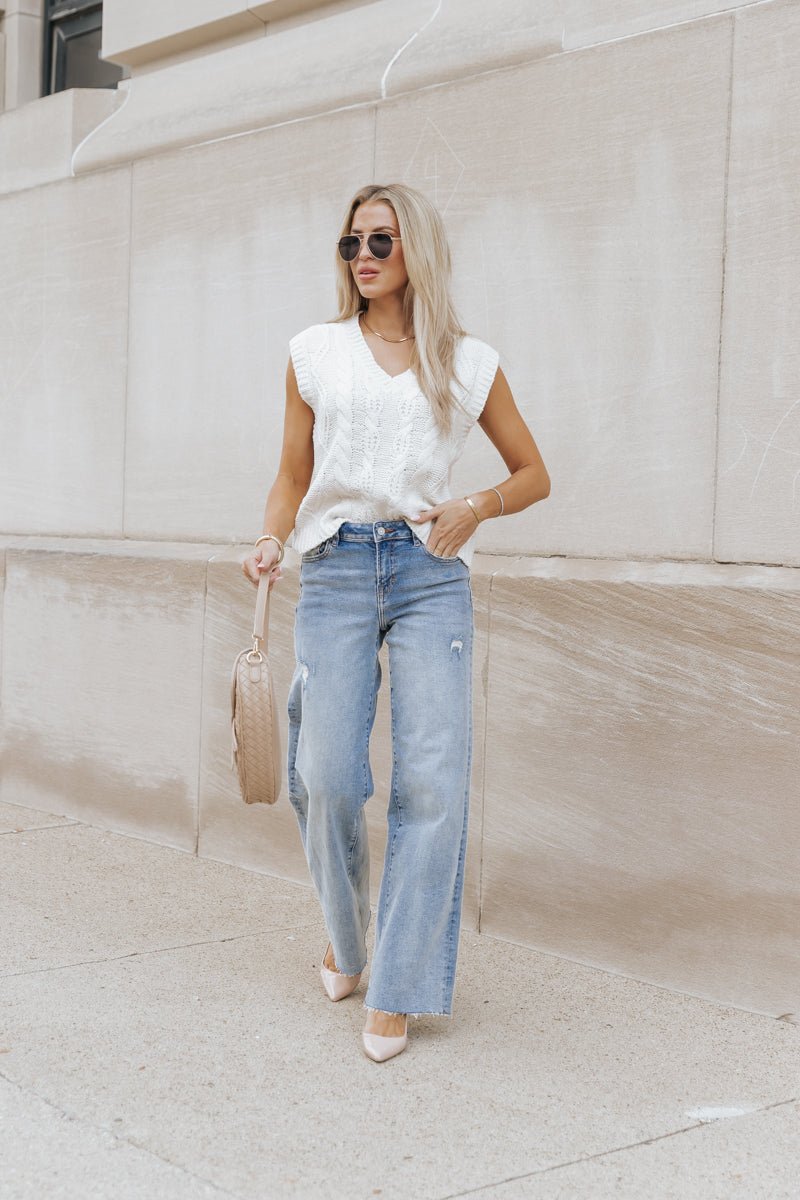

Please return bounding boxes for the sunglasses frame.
[337,233,402,261]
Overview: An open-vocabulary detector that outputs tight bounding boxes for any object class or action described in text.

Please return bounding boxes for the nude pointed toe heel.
[361,1017,409,1062]
[320,944,362,1001]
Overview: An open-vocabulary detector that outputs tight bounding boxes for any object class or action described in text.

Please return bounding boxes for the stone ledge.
[0,87,124,196]
[2,537,798,591]
[477,553,800,591]
[71,0,562,175]
[100,1,340,70]
[0,536,223,560]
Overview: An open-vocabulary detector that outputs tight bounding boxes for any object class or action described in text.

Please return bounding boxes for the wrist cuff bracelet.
[463,496,481,526]
[254,533,285,564]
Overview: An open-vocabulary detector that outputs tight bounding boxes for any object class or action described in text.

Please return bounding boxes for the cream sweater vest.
[287,313,499,569]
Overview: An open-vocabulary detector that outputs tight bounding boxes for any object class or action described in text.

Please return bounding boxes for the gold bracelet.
[254,533,285,564]
[463,496,481,526]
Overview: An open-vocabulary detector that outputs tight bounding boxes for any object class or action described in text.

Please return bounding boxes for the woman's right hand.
[242,543,283,589]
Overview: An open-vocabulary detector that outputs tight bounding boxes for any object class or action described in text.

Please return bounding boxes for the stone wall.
[1,0,798,1017]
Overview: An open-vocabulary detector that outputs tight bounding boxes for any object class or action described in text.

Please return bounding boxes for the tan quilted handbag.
[230,570,283,805]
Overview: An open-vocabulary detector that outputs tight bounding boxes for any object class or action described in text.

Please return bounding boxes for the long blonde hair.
[332,183,469,436]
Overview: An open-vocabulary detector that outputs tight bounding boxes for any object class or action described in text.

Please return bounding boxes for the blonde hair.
[331,183,469,436]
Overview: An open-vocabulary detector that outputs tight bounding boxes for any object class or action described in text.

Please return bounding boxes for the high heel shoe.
[320,943,361,1001]
[362,1014,408,1062]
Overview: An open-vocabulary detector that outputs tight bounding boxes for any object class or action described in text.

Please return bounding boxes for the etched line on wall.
[749,399,800,500]
[722,417,800,477]
[479,234,490,334]
[720,419,749,475]
[380,0,443,100]
[403,115,465,215]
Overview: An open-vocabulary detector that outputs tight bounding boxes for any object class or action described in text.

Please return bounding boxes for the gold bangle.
[254,533,285,564]
[463,496,481,526]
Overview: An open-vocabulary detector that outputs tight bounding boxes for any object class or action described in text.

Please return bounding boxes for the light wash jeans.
[286,519,474,1016]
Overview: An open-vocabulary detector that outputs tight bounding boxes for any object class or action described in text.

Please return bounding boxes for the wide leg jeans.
[286,519,474,1016]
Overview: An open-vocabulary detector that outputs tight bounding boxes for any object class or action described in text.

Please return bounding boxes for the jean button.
[377,526,386,535]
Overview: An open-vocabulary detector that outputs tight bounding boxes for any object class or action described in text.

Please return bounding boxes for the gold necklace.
[360,313,415,343]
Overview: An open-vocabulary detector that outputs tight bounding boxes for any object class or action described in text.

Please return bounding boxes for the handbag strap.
[252,570,272,653]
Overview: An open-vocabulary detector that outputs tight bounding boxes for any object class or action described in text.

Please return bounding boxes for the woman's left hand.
[410,500,478,558]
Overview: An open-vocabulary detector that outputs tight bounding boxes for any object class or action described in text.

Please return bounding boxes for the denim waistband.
[336,519,414,542]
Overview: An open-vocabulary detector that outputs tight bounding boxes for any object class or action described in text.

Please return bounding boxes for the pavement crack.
[436,1096,800,1199]
[0,1067,246,1198]
[0,821,80,835]
[0,920,322,979]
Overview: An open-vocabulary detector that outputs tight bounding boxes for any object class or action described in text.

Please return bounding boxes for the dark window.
[42,0,124,97]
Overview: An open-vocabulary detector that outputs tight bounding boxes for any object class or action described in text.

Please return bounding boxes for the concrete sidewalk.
[1,799,797,1200]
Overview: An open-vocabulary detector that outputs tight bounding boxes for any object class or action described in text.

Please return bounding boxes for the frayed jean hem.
[363,1002,453,1020]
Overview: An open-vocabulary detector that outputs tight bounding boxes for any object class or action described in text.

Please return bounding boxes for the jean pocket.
[413,533,462,563]
[300,535,335,562]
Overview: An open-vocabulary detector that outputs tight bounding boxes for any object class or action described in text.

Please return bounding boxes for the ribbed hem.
[291,516,344,557]
[470,342,500,421]
[288,329,314,408]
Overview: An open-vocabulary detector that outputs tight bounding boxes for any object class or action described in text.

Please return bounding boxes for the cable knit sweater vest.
[287,312,500,569]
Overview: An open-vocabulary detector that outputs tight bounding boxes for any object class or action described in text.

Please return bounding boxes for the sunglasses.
[337,233,402,261]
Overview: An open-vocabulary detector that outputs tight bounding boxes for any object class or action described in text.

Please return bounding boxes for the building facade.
[1,0,798,1018]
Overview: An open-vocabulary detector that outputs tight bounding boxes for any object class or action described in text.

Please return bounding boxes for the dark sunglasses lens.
[338,236,360,261]
[368,234,394,259]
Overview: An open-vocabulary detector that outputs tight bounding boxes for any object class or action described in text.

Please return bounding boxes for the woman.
[242,183,550,1062]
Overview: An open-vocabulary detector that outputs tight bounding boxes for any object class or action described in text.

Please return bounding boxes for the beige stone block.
[72,1,433,172]
[380,0,563,98]
[0,548,4,751]
[2,11,42,109]
[68,0,762,172]
[0,87,124,195]
[123,106,372,542]
[249,0,345,22]
[0,545,4,653]
[564,0,754,49]
[716,0,800,567]
[480,557,800,1015]
[375,18,731,561]
[0,169,130,535]
[0,544,214,848]
[102,0,265,68]
[99,0,340,69]
[4,1,45,15]
[198,551,489,929]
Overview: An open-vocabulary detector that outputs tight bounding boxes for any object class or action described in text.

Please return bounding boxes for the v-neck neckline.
[350,313,415,384]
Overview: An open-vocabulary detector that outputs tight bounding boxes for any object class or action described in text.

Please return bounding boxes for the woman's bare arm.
[414,366,551,557]
[472,365,551,519]
[242,357,314,586]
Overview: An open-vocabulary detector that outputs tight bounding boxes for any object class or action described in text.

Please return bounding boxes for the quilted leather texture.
[230,647,283,805]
